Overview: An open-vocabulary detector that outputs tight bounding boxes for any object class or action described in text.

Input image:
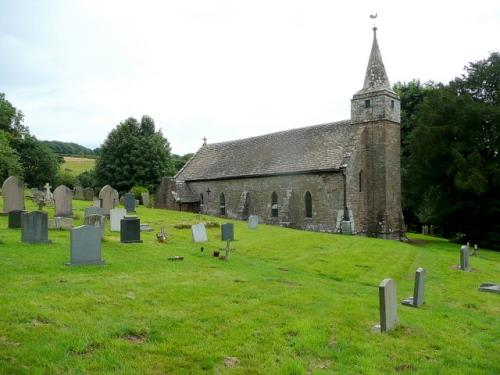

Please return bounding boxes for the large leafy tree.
[95,115,175,193]
[0,130,23,181]
[405,52,500,248]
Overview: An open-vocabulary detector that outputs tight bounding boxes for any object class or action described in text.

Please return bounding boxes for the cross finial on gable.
[202,136,207,146]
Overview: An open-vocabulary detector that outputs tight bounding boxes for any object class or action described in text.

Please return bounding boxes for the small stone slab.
[341,220,352,235]
[67,225,105,266]
[478,283,500,294]
[120,216,142,243]
[141,192,150,206]
[248,215,259,229]
[402,267,426,307]
[110,208,126,232]
[83,214,106,239]
[85,206,104,218]
[168,256,184,261]
[21,211,51,243]
[54,185,73,217]
[191,223,207,243]
[49,217,74,230]
[83,187,94,201]
[460,245,470,271]
[124,192,136,213]
[221,223,234,241]
[140,224,154,232]
[8,210,26,229]
[375,278,398,332]
[98,185,116,216]
[73,186,84,200]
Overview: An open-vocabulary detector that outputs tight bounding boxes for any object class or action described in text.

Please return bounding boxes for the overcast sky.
[1,0,499,155]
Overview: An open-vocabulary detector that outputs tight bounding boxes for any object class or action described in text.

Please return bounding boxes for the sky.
[0,0,499,155]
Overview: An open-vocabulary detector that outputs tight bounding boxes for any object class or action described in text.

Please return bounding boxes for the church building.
[155,27,405,239]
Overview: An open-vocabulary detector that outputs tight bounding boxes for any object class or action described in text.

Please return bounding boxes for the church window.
[271,192,278,217]
[359,170,363,192]
[391,100,395,109]
[220,193,226,215]
[305,191,312,218]
[365,99,371,108]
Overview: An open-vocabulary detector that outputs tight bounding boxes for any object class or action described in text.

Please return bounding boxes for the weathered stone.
[83,187,94,201]
[191,223,207,243]
[73,186,84,200]
[141,192,150,206]
[48,217,74,230]
[93,199,101,207]
[21,211,51,243]
[2,176,25,213]
[375,278,398,332]
[402,268,426,307]
[54,185,73,217]
[120,216,142,243]
[67,225,104,266]
[43,183,53,202]
[83,214,106,239]
[85,206,104,218]
[124,192,136,213]
[140,224,154,232]
[221,223,234,241]
[98,185,116,215]
[8,210,26,229]
[478,283,500,294]
[248,215,259,229]
[110,208,126,232]
[460,245,470,271]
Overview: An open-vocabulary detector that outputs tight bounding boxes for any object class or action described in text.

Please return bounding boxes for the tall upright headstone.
[2,176,25,213]
[120,216,142,243]
[141,192,150,207]
[54,185,73,217]
[191,223,207,243]
[248,215,259,229]
[375,279,398,332]
[98,185,116,216]
[402,268,426,307]
[21,211,51,243]
[110,208,126,232]
[73,186,84,200]
[460,245,470,271]
[67,225,105,266]
[83,187,94,201]
[221,223,234,241]
[123,192,136,213]
[113,189,119,207]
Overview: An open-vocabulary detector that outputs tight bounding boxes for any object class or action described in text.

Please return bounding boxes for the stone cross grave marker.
[98,185,116,216]
[191,223,207,243]
[44,183,53,202]
[110,208,126,232]
[374,278,398,332]
[8,210,26,229]
[120,216,142,243]
[141,192,150,207]
[124,192,136,213]
[83,187,94,201]
[54,185,73,217]
[248,215,259,229]
[73,186,84,200]
[2,176,25,213]
[67,225,105,266]
[402,268,426,307]
[85,206,104,218]
[21,211,51,243]
[84,214,106,239]
[460,245,470,271]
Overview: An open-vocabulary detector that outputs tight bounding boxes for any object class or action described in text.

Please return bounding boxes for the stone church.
[156,27,404,239]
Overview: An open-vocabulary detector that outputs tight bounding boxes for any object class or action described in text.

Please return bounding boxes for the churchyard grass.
[0,199,499,374]
[60,157,96,176]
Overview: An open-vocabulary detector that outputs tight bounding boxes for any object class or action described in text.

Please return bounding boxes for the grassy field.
[60,157,96,176]
[0,199,499,374]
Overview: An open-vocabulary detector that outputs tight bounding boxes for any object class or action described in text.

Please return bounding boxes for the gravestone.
[67,225,105,266]
[8,210,27,229]
[460,245,470,271]
[84,214,106,239]
[54,185,73,217]
[48,217,74,230]
[124,192,136,213]
[93,199,101,207]
[120,216,142,243]
[110,208,126,232]
[85,206,104,218]
[191,223,207,243]
[83,187,94,201]
[374,279,398,332]
[2,176,25,213]
[31,188,40,196]
[141,192,150,206]
[402,268,426,307]
[98,185,116,216]
[341,220,352,235]
[21,211,51,243]
[248,215,259,229]
[478,283,500,294]
[221,223,234,241]
[73,186,84,200]
[113,189,119,207]
[44,183,53,202]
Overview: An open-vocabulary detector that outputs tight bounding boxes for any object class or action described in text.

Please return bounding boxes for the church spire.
[360,27,391,93]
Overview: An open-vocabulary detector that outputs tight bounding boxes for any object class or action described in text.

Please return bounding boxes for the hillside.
[41,140,96,156]
[60,156,96,176]
[0,199,499,374]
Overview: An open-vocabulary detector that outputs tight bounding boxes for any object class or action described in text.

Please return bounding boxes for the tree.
[171,153,194,172]
[0,93,28,136]
[0,130,23,181]
[405,52,500,249]
[95,115,175,193]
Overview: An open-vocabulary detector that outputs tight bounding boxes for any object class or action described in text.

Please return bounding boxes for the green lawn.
[60,157,95,176]
[0,199,499,374]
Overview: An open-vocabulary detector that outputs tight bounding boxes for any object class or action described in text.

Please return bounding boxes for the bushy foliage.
[0,130,22,181]
[41,140,95,156]
[95,115,175,193]
[171,153,194,172]
[131,186,148,201]
[56,170,76,189]
[75,169,99,189]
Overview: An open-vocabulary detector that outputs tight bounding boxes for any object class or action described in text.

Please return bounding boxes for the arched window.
[305,191,312,218]
[271,192,278,217]
[359,170,363,192]
[200,193,204,204]
[219,193,226,215]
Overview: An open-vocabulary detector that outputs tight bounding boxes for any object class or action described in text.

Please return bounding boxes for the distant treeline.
[41,140,100,156]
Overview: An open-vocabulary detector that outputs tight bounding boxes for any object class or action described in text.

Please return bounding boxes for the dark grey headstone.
[67,225,105,266]
[120,216,142,243]
[83,214,106,239]
[375,278,398,332]
[460,245,470,271]
[8,210,27,229]
[85,206,104,218]
[402,268,426,307]
[124,193,136,213]
[21,211,51,243]
[221,223,234,241]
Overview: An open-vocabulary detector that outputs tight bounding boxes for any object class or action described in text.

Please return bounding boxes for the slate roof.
[176,119,354,181]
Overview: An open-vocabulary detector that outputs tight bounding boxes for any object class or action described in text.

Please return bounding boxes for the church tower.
[350,27,404,239]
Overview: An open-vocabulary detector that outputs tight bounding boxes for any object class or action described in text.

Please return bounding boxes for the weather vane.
[370,13,378,28]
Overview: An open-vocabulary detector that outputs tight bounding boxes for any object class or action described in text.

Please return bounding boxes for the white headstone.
[44,182,53,202]
[248,215,259,229]
[110,208,126,232]
[191,223,207,243]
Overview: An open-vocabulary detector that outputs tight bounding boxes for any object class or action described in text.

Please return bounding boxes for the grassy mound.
[0,199,499,374]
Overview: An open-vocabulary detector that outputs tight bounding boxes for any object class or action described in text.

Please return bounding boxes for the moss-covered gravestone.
[21,211,51,243]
